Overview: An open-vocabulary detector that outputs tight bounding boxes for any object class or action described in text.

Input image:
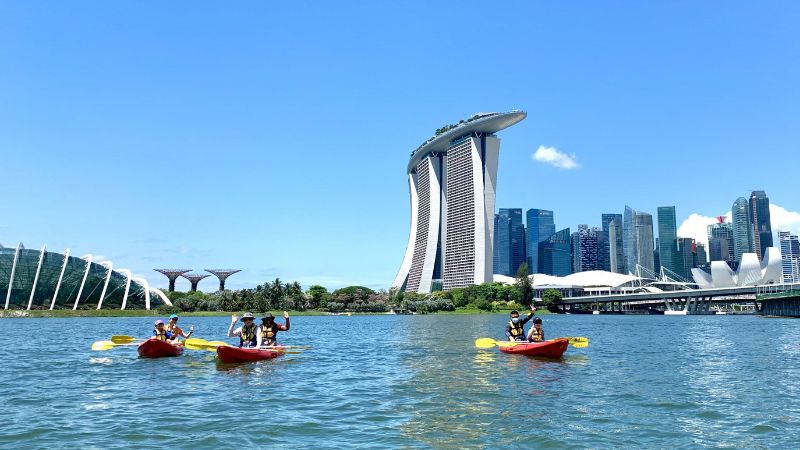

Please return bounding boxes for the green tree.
[542,289,563,311]
[515,263,534,306]
[307,285,329,309]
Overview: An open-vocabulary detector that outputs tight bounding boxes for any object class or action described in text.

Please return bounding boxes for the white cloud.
[677,213,724,251]
[769,204,800,236]
[532,145,580,170]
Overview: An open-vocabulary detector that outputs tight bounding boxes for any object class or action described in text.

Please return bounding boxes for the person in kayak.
[165,314,194,342]
[228,312,258,348]
[152,320,175,341]
[527,317,545,342]
[257,311,290,348]
[505,305,537,341]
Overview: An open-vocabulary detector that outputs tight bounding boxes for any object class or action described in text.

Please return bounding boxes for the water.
[1,314,799,449]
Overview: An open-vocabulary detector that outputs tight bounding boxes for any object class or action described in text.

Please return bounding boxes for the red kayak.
[216,346,282,363]
[497,338,569,358]
[137,339,184,358]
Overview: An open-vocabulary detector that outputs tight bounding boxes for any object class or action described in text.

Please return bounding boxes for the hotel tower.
[393,111,526,293]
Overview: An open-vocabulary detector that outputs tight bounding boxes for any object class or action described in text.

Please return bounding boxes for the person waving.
[257,311,290,348]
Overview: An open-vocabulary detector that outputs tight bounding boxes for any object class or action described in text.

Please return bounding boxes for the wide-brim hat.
[261,313,274,320]
[240,312,255,321]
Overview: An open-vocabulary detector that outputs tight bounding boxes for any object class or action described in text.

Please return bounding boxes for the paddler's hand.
[231,314,238,324]
[530,305,537,313]
[189,326,194,332]
[283,311,289,319]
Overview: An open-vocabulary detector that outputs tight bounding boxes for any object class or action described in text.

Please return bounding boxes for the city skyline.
[2,2,799,291]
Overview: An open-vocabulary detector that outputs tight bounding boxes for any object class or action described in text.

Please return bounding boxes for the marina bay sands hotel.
[393,111,527,293]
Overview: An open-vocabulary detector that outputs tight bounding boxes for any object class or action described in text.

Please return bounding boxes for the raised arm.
[227,314,241,338]
[278,311,290,331]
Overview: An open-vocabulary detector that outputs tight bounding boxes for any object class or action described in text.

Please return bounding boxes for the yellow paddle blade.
[91,340,115,351]
[557,337,589,348]
[183,341,206,351]
[184,338,209,347]
[111,335,138,344]
[474,338,498,349]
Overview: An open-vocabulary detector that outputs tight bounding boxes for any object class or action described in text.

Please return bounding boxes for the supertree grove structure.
[205,269,242,291]
[154,269,192,292]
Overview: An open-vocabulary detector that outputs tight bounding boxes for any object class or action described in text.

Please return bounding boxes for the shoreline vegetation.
[2,264,564,319]
[0,308,553,319]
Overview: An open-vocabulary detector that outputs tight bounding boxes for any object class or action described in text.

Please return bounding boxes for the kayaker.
[152,320,174,342]
[228,312,258,348]
[527,317,545,342]
[165,314,194,342]
[257,311,290,348]
[505,305,537,341]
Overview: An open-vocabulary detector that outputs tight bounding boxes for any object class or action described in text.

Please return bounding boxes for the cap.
[154,320,164,326]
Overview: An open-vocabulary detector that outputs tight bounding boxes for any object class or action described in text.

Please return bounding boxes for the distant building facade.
[750,190,774,259]
[493,208,525,276]
[607,216,624,273]
[732,197,755,262]
[526,208,555,273]
[540,228,572,276]
[657,206,681,277]
[708,220,735,264]
[780,231,800,283]
[624,206,655,274]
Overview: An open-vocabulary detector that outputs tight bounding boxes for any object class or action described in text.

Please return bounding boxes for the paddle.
[111,335,142,344]
[557,336,590,348]
[474,337,589,349]
[91,340,140,351]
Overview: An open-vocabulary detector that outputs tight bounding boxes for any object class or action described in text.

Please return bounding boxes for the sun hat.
[240,312,255,321]
[261,313,275,320]
[154,320,164,326]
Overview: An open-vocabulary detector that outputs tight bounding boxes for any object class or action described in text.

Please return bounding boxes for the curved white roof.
[493,270,644,288]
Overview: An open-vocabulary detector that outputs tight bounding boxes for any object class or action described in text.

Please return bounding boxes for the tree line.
[157,265,564,314]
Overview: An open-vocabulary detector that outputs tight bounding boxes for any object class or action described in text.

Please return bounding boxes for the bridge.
[555,282,800,314]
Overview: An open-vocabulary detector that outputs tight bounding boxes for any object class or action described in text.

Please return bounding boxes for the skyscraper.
[576,225,604,272]
[657,206,681,277]
[732,197,755,262]
[779,231,800,283]
[540,228,571,276]
[394,111,527,293]
[602,213,623,273]
[526,209,555,273]
[571,231,581,274]
[493,208,525,276]
[493,213,511,276]
[708,219,735,264]
[677,237,696,280]
[695,243,707,268]
[623,206,655,274]
[750,190,774,259]
[608,217,624,273]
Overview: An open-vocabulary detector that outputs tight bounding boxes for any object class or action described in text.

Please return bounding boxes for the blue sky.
[1,2,798,291]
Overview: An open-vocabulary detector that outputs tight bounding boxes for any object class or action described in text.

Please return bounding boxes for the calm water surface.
[1,314,799,449]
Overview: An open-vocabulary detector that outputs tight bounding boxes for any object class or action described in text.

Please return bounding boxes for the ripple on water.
[1,315,800,448]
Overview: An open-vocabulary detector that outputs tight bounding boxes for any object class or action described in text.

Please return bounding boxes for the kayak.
[137,339,184,358]
[216,345,282,363]
[497,338,569,358]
